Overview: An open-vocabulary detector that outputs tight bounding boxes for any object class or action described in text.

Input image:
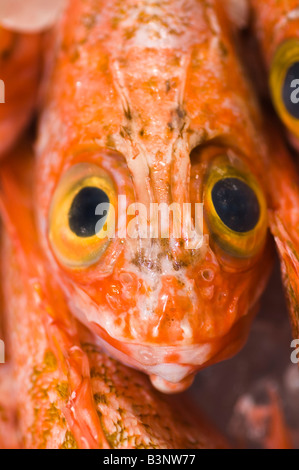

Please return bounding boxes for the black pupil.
[68,186,110,237]
[211,178,260,233]
[282,61,299,119]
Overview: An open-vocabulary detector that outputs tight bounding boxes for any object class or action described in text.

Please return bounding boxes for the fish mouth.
[67,275,261,391]
[89,302,258,393]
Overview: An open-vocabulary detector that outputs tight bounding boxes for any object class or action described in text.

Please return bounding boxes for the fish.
[0,139,229,449]
[0,0,294,449]
[240,0,299,336]
[33,0,275,393]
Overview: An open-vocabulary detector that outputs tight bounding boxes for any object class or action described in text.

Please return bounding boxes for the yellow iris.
[203,156,267,258]
[270,38,299,138]
[49,163,117,268]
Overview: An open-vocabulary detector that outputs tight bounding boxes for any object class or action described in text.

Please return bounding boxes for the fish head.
[36,0,273,392]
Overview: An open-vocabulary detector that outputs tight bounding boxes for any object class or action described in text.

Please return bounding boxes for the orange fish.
[0,140,229,449]
[32,0,276,394]
[244,0,299,336]
[0,0,294,449]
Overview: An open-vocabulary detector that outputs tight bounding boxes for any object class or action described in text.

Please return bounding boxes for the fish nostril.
[201,269,215,282]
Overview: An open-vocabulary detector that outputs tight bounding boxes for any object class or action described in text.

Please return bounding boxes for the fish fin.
[265,124,299,339]
[270,215,299,339]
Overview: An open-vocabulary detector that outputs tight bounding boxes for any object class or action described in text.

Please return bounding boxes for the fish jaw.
[48,238,273,392]
[67,287,262,393]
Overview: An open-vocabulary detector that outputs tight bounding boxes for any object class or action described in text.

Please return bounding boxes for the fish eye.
[204,156,267,258]
[49,163,117,268]
[211,178,260,233]
[270,39,299,137]
[68,186,110,238]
